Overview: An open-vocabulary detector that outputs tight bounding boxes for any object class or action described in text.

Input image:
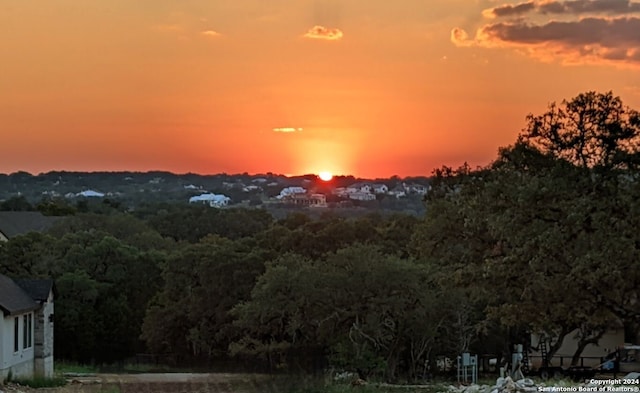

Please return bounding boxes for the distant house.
[348,192,376,201]
[76,190,105,198]
[332,187,348,197]
[281,193,327,207]
[0,212,61,242]
[346,183,372,194]
[242,185,261,192]
[388,185,407,199]
[0,274,55,379]
[188,193,231,208]
[371,184,389,194]
[342,182,389,197]
[276,187,306,199]
[403,183,430,195]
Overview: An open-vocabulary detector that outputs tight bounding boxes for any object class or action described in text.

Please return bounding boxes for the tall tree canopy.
[413,91,640,363]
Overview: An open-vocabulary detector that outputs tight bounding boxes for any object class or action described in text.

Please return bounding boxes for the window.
[28,314,32,347]
[14,317,19,352]
[23,315,27,348]
[23,314,33,349]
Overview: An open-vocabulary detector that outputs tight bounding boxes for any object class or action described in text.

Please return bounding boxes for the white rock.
[465,384,481,393]
[519,378,535,387]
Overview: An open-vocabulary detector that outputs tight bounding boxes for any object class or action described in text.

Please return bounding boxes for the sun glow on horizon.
[318,171,333,181]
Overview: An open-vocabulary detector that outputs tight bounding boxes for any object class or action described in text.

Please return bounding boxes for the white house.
[188,193,231,208]
[281,193,327,207]
[371,184,389,194]
[0,275,55,380]
[346,183,372,194]
[76,190,105,198]
[348,192,376,201]
[403,183,430,195]
[276,187,306,199]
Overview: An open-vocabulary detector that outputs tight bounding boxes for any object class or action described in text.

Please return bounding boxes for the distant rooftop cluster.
[0,171,432,215]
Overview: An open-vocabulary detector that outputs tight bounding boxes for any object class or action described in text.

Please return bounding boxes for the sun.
[318,171,333,181]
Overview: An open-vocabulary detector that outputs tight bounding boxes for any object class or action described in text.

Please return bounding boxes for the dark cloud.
[452,17,640,67]
[482,17,640,47]
[540,0,640,14]
[484,1,535,18]
[484,0,640,18]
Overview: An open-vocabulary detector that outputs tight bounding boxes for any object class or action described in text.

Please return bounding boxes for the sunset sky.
[2,0,640,178]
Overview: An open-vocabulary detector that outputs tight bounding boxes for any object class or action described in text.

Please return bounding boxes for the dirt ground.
[2,373,275,393]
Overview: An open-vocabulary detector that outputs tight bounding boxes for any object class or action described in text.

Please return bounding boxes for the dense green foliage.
[1,91,639,382]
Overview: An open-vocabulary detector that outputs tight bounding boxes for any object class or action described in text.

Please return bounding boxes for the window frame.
[14,317,19,353]
[28,313,33,348]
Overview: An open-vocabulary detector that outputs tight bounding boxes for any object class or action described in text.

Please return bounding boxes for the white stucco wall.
[1,312,35,380]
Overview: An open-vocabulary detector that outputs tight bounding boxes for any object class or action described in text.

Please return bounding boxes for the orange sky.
[2,0,640,178]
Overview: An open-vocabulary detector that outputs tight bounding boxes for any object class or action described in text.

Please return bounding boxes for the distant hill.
[0,171,431,216]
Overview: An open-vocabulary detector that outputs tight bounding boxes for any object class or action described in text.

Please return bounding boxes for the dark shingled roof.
[0,211,61,240]
[0,274,39,315]
[15,279,56,302]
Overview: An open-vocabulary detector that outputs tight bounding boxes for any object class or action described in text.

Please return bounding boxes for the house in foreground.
[0,211,61,242]
[0,274,55,380]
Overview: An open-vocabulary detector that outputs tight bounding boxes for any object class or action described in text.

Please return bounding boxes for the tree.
[141,235,266,358]
[522,91,640,170]
[0,195,34,211]
[232,244,452,382]
[520,92,640,326]
[412,92,640,364]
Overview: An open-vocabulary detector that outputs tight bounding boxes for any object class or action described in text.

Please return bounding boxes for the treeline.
[1,91,640,382]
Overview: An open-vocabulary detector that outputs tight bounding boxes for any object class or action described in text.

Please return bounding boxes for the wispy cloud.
[273,127,303,133]
[303,25,343,40]
[201,30,221,37]
[453,1,640,67]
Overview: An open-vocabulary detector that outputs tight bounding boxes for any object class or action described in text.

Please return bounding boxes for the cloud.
[201,30,221,37]
[303,25,343,40]
[482,0,640,18]
[273,127,304,133]
[453,2,640,68]
[539,0,640,15]
[451,27,474,47]
[483,1,535,18]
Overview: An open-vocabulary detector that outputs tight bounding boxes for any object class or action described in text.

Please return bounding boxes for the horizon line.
[0,169,434,180]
